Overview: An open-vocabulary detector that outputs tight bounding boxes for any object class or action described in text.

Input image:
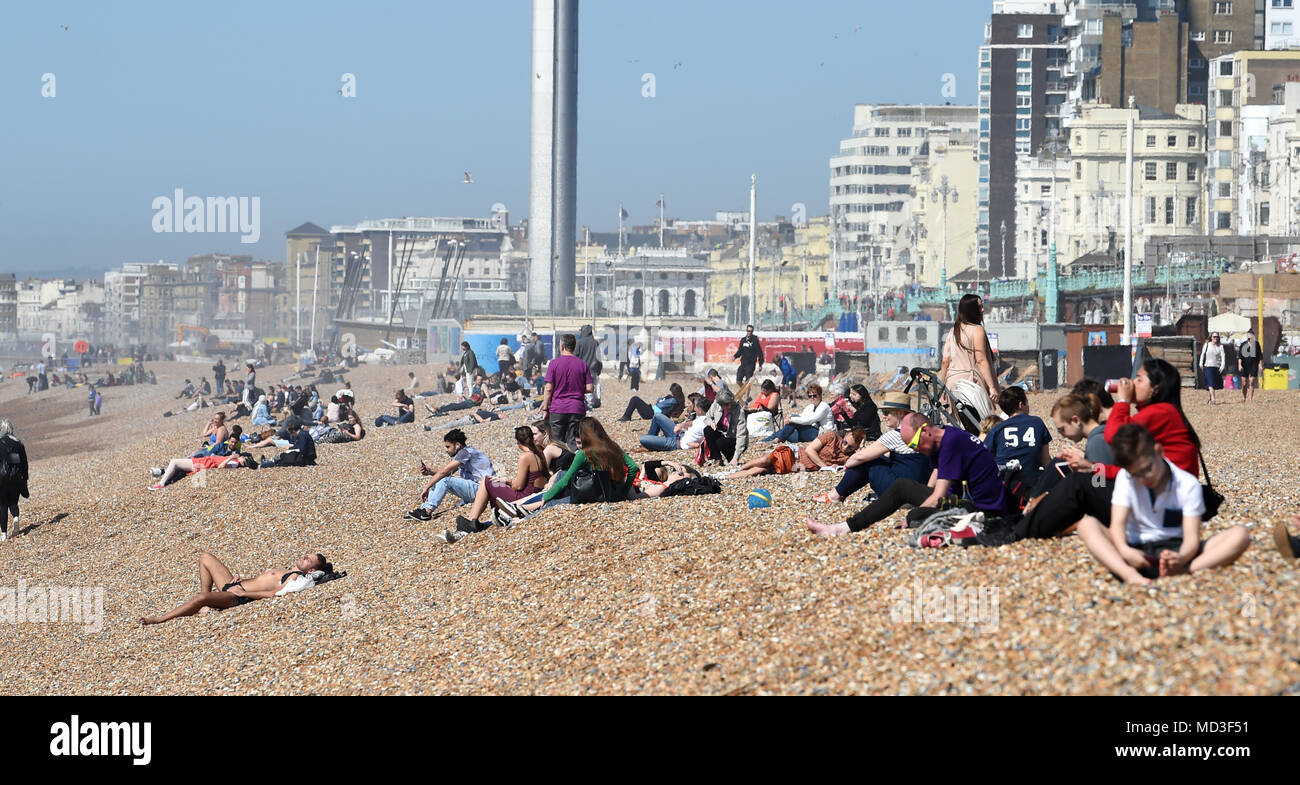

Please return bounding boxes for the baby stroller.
[903,367,982,435]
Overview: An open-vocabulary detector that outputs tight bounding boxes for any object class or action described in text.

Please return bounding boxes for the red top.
[1101,400,1199,477]
[190,455,240,473]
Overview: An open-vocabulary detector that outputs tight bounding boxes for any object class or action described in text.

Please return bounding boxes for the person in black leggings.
[0,420,29,542]
[619,383,684,422]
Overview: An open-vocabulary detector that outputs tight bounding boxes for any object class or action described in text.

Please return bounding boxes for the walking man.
[540,333,593,450]
[1237,331,1261,402]
[734,325,763,385]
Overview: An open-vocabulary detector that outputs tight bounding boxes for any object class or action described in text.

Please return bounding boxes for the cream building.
[707,217,832,326]
[1263,84,1300,236]
[910,126,980,290]
[1014,151,1072,283]
[1063,102,1206,266]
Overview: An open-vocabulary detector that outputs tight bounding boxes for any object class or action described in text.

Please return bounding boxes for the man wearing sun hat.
[813,390,930,505]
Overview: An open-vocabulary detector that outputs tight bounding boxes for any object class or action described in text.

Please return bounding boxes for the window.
[1040,184,1051,196]
[1098,132,1109,148]
[1187,197,1198,225]
[1219,61,1234,77]
[1189,58,1206,70]
[1218,91,1233,108]
[1018,24,1033,38]
[1167,135,1177,148]
[896,327,909,342]
[1165,197,1175,225]
[1218,120,1232,137]
[1276,0,1294,8]
[1075,162,1082,179]
[896,146,911,155]
[1218,182,1232,198]
[1187,162,1198,181]
[916,328,927,341]
[1016,139,1031,154]
[1262,168,1271,188]
[1166,162,1178,180]
[1188,134,1197,147]
[1216,211,1231,229]
[1214,30,1233,44]
[1261,202,1271,226]
[875,127,891,137]
[1084,18,1103,35]
[1191,31,1206,41]
[1272,22,1294,35]
[1146,134,1156,147]
[1016,94,1031,108]
[1017,118,1031,131]
[897,127,912,137]
[878,328,888,342]
[1214,1,1232,13]
[1017,71,1032,85]
[1145,162,1157,181]
[1018,48,1032,61]
[1217,150,1233,167]
[1190,84,1206,98]
[1145,197,1156,223]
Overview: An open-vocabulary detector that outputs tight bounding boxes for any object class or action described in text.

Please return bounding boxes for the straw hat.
[879,391,914,411]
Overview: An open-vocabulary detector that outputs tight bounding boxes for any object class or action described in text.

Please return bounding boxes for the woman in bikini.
[140,551,333,625]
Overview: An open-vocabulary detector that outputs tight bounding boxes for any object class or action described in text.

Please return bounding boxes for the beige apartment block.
[910,127,980,289]
[1062,102,1206,266]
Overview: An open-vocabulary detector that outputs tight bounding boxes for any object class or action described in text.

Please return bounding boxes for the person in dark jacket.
[574,325,603,405]
[0,419,30,542]
[733,324,763,384]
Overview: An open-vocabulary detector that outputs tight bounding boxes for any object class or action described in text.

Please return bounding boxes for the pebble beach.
[1,360,1298,695]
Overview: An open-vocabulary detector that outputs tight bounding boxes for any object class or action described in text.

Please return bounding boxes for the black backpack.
[661,476,722,497]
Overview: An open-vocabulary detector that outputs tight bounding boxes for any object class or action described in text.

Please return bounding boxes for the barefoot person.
[1075,424,1248,585]
[148,452,256,489]
[140,551,334,624]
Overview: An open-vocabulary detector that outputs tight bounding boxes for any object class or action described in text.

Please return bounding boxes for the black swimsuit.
[221,571,304,607]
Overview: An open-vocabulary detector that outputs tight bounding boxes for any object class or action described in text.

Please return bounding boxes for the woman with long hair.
[439,426,553,543]
[510,417,637,517]
[832,384,881,441]
[1015,358,1205,540]
[619,382,686,422]
[940,294,999,420]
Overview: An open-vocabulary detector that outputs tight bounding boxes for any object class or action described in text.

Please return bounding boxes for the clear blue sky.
[0,0,989,275]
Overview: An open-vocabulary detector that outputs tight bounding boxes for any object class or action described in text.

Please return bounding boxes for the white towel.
[275,570,325,597]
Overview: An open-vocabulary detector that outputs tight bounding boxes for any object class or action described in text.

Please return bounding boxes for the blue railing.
[901,259,1226,313]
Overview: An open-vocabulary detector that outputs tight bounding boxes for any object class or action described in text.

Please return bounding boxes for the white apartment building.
[1014,152,1073,281]
[18,279,105,340]
[104,262,164,346]
[1266,0,1300,50]
[1066,102,1207,264]
[1263,83,1300,234]
[911,127,981,289]
[829,103,978,296]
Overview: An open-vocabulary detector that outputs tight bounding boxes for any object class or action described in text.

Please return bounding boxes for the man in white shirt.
[1200,333,1225,405]
[1074,423,1248,585]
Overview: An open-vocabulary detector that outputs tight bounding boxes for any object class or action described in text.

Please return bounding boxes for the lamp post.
[999,220,1007,313]
[936,174,957,301]
[1039,137,1066,322]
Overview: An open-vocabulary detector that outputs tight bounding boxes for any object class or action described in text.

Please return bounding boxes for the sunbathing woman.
[148,451,255,490]
[140,551,333,625]
[730,427,865,478]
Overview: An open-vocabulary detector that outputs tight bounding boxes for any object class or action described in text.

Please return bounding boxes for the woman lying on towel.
[140,551,338,625]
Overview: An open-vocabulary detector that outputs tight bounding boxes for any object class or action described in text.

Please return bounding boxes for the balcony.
[1045,80,1067,93]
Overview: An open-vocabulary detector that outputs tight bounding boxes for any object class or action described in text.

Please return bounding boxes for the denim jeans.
[772,423,819,443]
[638,413,679,451]
[422,476,480,511]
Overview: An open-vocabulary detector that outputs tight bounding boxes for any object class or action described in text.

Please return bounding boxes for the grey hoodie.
[575,325,601,375]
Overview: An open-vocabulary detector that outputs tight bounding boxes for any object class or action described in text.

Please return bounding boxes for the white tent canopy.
[1207,312,1252,338]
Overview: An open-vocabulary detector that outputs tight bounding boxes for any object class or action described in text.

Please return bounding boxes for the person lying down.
[140,551,343,625]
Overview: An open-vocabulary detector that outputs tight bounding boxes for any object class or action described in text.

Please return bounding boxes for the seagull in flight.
[464,172,474,184]
[673,62,683,70]
[60,24,70,31]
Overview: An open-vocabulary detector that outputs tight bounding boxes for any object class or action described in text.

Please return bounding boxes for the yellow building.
[707,217,832,327]
[910,127,979,289]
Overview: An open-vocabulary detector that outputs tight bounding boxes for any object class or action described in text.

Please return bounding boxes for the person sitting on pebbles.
[140,551,335,625]
[1075,424,1248,585]
[728,427,866,478]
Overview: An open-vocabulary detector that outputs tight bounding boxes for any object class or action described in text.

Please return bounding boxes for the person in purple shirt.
[540,333,594,450]
[806,412,1011,537]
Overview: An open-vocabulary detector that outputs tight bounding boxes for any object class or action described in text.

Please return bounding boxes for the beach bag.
[746,410,775,440]
[948,379,992,430]
[661,476,722,497]
[570,466,620,504]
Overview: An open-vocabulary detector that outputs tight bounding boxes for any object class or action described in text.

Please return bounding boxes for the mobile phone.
[1053,460,1071,478]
